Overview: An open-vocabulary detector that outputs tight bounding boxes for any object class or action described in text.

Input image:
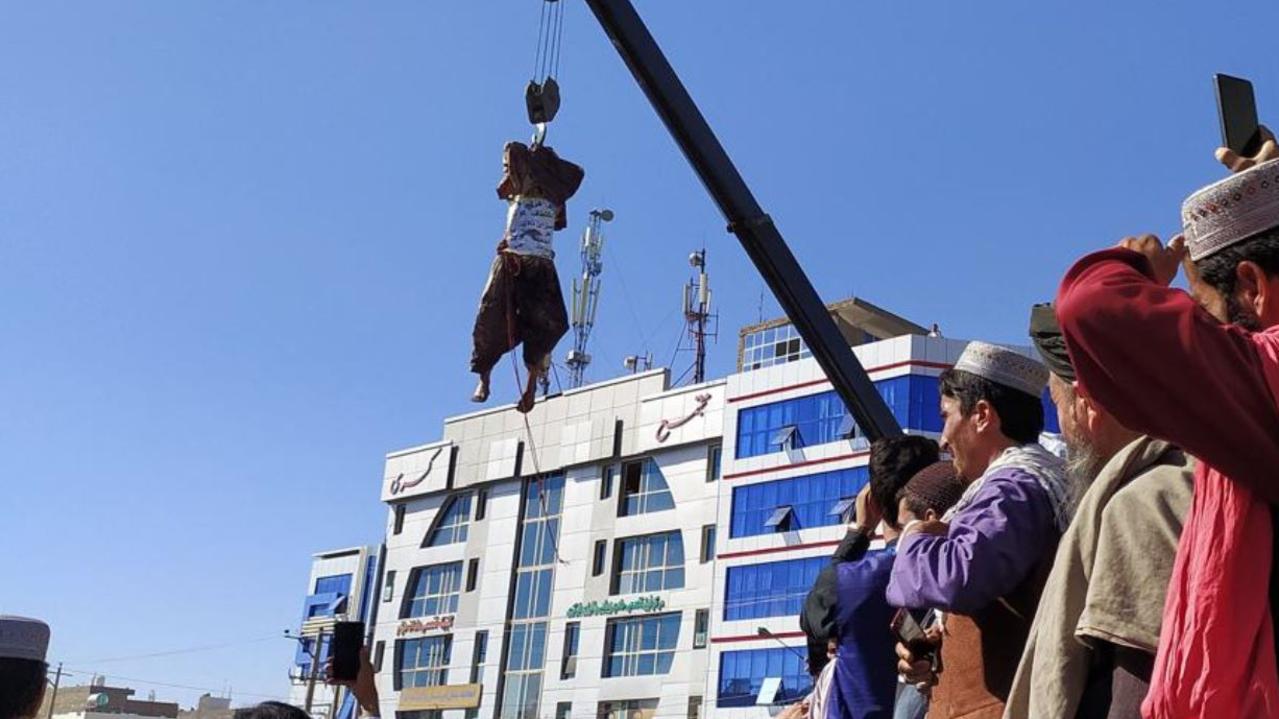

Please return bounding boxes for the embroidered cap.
[0,616,49,662]
[900,461,964,515]
[1183,158,1279,261]
[953,341,1048,399]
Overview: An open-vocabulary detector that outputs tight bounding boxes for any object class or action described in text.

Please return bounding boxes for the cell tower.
[683,249,716,384]
[565,208,613,388]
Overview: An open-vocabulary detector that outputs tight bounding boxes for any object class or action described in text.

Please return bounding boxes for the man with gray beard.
[1003,303,1194,719]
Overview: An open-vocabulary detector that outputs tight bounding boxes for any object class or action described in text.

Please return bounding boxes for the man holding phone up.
[1055,136,1279,715]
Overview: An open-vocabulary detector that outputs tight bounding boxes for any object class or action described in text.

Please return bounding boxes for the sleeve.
[799,564,838,671]
[1056,248,1279,501]
[886,472,1057,614]
[830,527,870,563]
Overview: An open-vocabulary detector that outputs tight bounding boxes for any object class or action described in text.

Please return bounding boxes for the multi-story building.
[369,301,1057,719]
[288,545,382,719]
[372,369,724,719]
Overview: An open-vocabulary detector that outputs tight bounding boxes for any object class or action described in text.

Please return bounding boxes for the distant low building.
[46,679,179,719]
[178,694,233,719]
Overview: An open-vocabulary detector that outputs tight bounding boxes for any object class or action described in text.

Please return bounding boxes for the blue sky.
[2,0,1277,706]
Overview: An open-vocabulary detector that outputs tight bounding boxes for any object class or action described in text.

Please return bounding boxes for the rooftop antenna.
[566,209,613,388]
[682,249,717,384]
[623,352,653,374]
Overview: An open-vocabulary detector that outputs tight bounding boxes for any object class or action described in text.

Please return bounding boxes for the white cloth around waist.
[504,196,558,259]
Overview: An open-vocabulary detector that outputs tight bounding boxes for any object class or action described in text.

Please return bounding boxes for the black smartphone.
[1215,73,1262,156]
[330,621,364,682]
[891,608,942,674]
[890,608,932,654]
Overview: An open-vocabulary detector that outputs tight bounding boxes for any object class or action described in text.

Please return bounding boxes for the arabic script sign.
[397,615,455,637]
[398,684,482,711]
[390,446,444,496]
[655,393,712,443]
[566,595,666,619]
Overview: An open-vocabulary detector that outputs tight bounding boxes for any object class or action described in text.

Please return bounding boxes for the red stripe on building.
[716,539,843,560]
[727,360,953,404]
[722,451,870,481]
[711,630,807,644]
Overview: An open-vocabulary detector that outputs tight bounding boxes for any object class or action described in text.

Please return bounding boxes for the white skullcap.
[1183,158,1279,261]
[953,341,1048,399]
[0,616,50,662]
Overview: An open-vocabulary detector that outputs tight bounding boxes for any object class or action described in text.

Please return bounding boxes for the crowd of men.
[783,133,1279,719]
[7,134,1279,719]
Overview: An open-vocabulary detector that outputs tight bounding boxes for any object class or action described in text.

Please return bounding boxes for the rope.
[552,0,567,80]
[532,0,566,82]
[501,253,567,565]
[532,0,550,81]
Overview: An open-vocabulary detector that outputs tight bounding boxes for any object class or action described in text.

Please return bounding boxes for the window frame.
[561,621,580,680]
[611,531,685,595]
[617,459,674,518]
[602,612,681,678]
[401,562,463,619]
[466,558,480,593]
[395,635,452,690]
[423,494,472,548]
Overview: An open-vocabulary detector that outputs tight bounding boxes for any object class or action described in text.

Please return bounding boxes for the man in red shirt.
[1055,135,1279,716]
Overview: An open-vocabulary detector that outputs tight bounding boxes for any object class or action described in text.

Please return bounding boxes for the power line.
[57,667,288,703]
[68,634,279,665]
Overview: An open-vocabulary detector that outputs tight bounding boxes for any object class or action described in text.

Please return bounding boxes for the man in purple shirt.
[887,341,1070,719]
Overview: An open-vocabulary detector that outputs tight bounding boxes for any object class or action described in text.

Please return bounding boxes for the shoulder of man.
[1104,453,1194,530]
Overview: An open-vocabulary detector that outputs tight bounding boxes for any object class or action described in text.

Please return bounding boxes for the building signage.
[390,446,443,496]
[566,595,665,619]
[655,393,712,443]
[398,684,482,711]
[396,615,455,637]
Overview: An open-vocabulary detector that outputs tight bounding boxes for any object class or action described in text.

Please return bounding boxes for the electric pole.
[46,663,62,719]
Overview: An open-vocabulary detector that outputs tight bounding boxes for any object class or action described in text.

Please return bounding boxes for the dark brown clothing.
[470,253,568,376]
[929,546,1055,719]
[497,142,585,230]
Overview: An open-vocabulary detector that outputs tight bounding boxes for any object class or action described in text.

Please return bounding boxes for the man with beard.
[1003,304,1193,719]
[1055,142,1279,715]
[887,341,1070,718]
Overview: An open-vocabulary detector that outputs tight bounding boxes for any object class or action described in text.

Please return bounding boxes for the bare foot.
[471,374,490,403]
[516,370,538,414]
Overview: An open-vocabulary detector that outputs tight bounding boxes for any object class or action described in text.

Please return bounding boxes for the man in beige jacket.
[1004,304,1194,719]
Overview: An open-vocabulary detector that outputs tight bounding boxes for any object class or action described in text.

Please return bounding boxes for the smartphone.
[1215,73,1262,156]
[890,608,933,654]
[891,608,942,674]
[330,621,364,682]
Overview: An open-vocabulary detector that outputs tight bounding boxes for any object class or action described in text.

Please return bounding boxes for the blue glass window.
[396,635,452,689]
[512,567,555,619]
[295,635,331,675]
[505,621,549,672]
[314,574,352,596]
[619,459,674,516]
[1041,389,1060,434]
[724,556,829,620]
[735,375,948,459]
[717,648,812,707]
[613,531,685,594]
[425,494,472,547]
[403,562,462,618]
[603,612,681,677]
[729,466,868,538]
